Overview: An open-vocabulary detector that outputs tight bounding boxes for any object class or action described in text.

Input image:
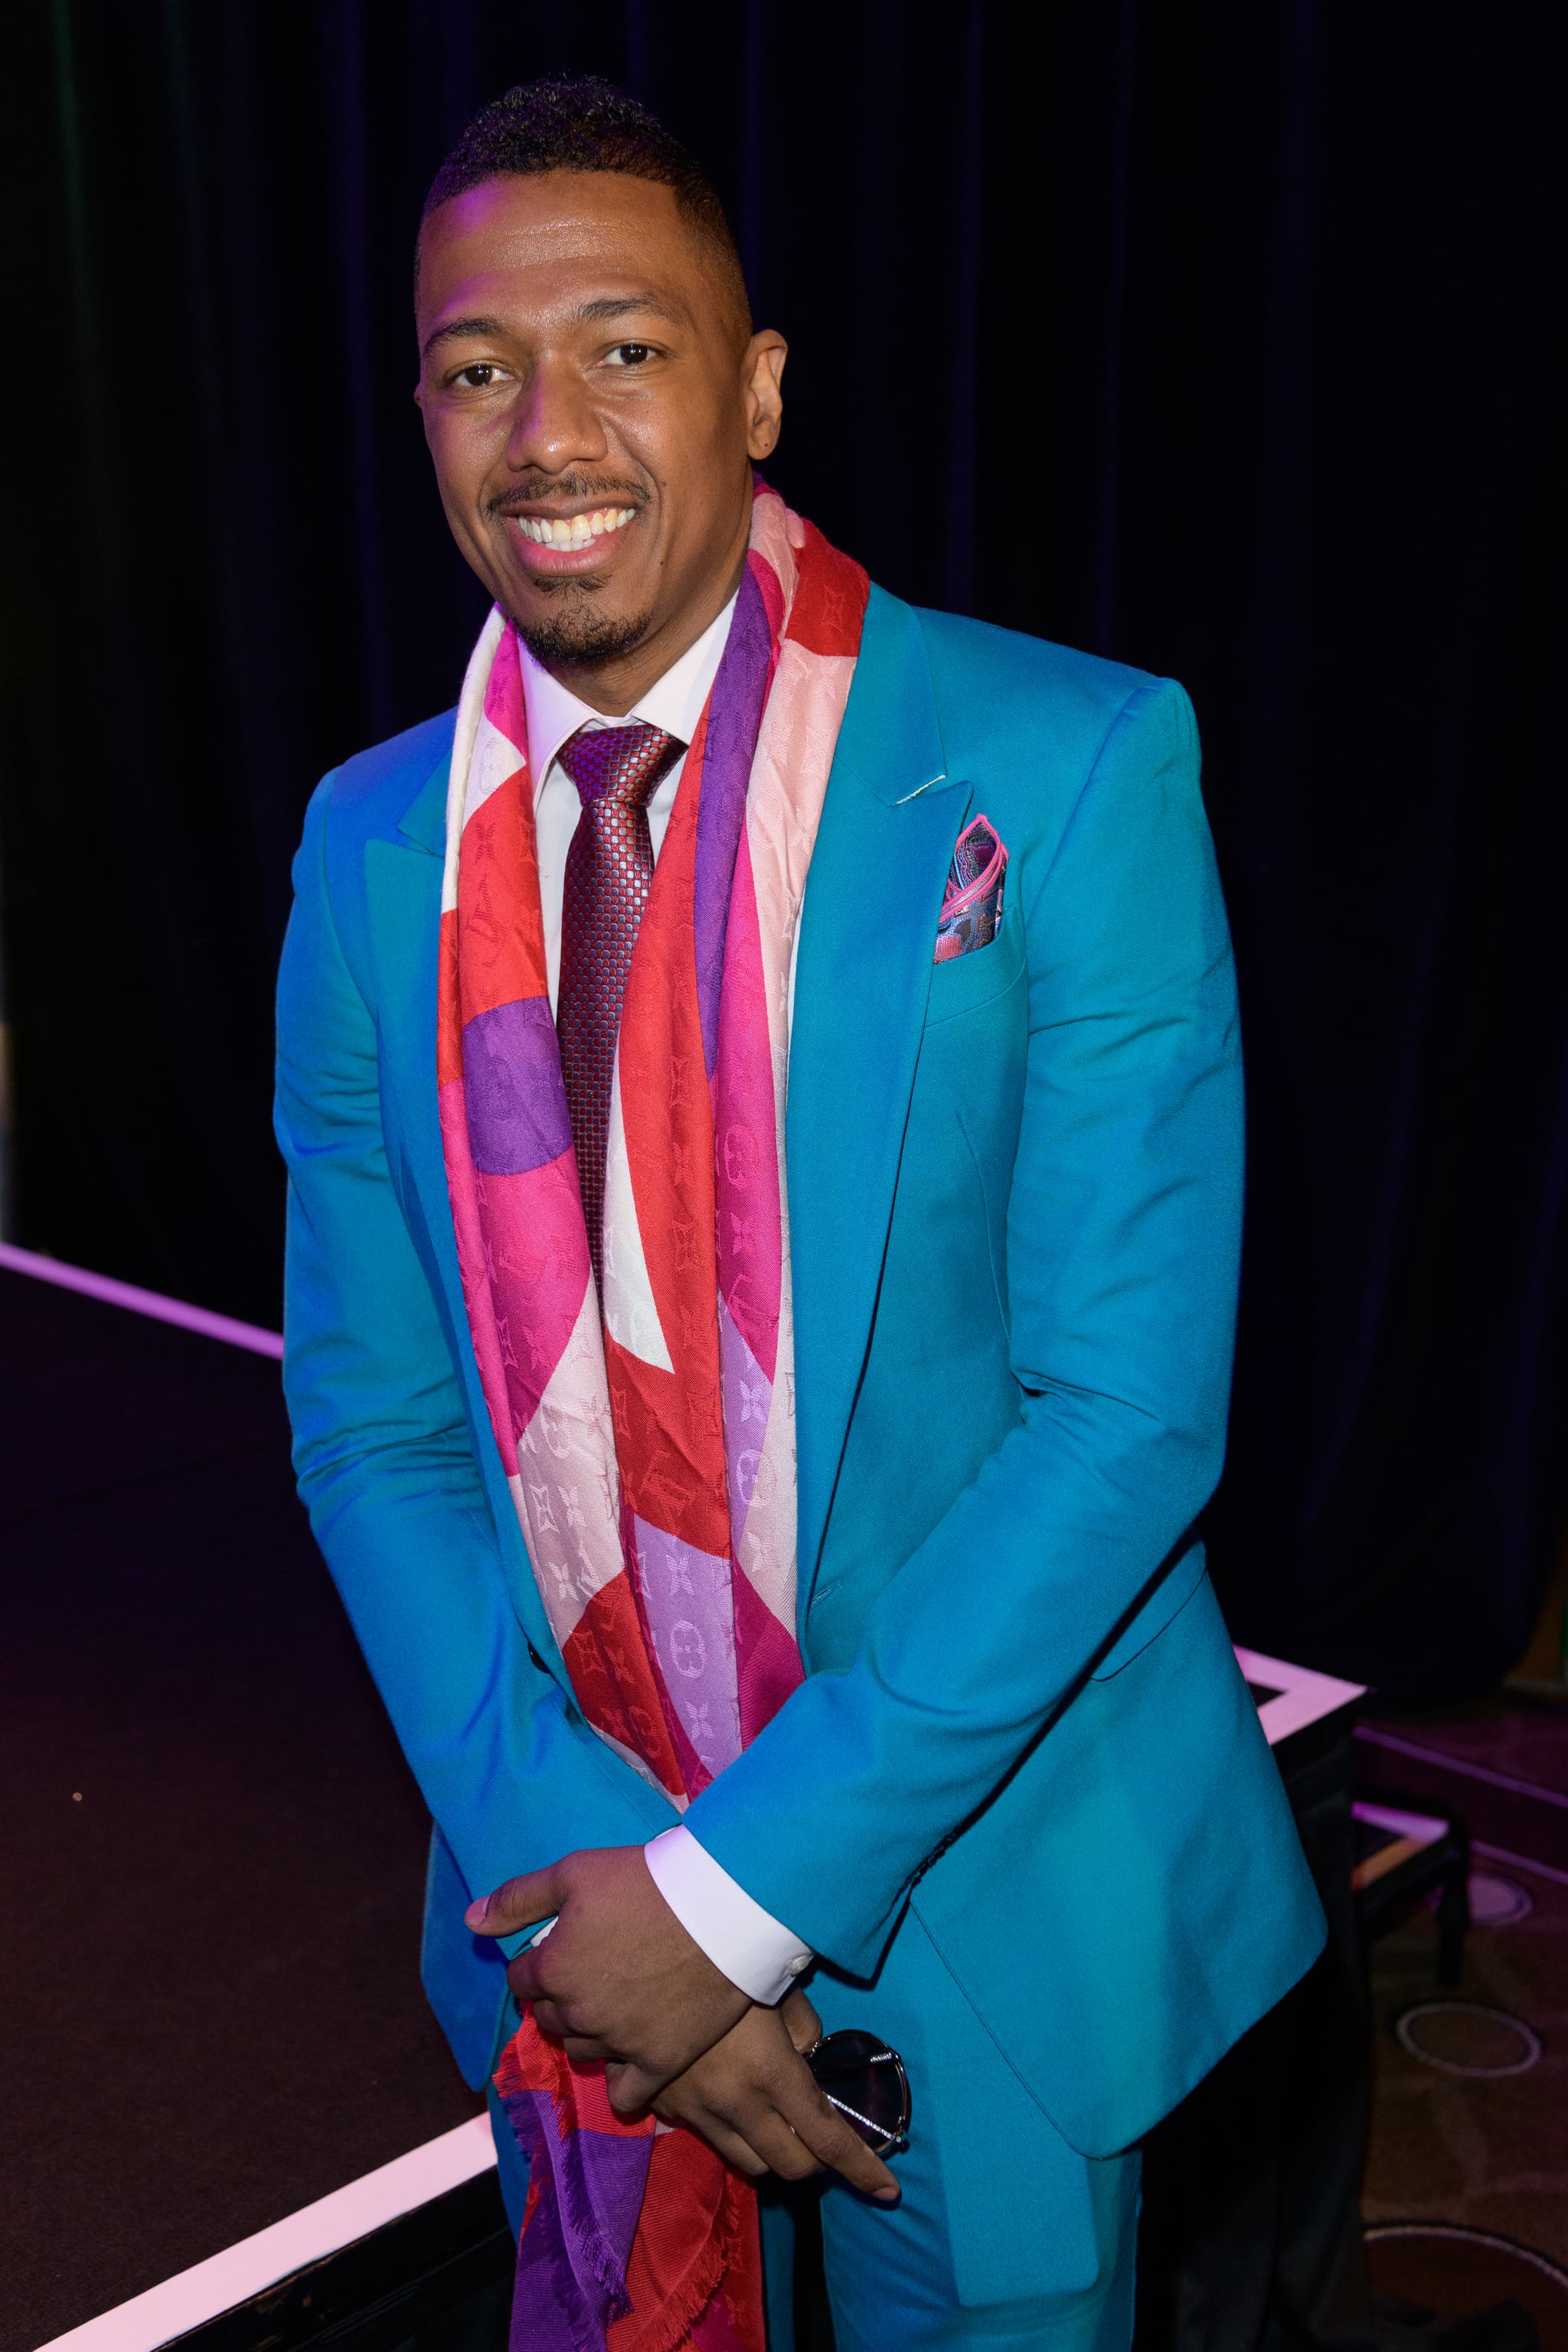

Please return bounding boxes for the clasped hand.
[467,1844,898,2201]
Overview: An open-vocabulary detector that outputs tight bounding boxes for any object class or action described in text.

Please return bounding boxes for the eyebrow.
[420,293,684,360]
[572,294,684,328]
[421,314,505,358]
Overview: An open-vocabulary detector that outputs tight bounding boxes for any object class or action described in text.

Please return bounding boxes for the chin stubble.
[514,589,658,671]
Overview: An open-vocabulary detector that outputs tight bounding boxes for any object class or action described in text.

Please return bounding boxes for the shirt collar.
[517,591,740,804]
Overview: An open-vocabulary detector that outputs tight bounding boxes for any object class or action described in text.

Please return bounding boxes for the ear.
[743,332,788,461]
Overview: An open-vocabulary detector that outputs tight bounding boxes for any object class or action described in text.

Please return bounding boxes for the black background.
[2,1,1565,1696]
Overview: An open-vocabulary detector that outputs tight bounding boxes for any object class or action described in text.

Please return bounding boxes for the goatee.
[516,590,656,671]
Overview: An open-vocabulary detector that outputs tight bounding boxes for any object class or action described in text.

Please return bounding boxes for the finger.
[669,2112,769,2177]
[770,2066,900,2200]
[781,1990,822,2052]
[719,2105,823,2184]
[606,2061,665,2115]
[562,2035,619,2064]
[649,2082,773,2177]
[511,1991,583,2043]
[466,1864,561,1936]
[505,1946,572,2011]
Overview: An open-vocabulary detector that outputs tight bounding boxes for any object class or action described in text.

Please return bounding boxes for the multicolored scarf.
[437,485,869,2352]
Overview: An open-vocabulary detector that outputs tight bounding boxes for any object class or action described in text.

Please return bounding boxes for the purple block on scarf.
[693,567,773,1077]
[718,1298,773,1554]
[632,1516,742,1777]
[463,998,574,1174]
[501,2086,654,2352]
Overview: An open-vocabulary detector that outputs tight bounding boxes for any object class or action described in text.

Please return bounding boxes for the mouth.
[514,504,637,549]
[504,505,640,574]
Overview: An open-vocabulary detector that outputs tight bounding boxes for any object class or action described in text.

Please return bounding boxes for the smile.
[514,507,637,549]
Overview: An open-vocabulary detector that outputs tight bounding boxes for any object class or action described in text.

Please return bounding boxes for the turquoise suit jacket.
[276,586,1324,2163]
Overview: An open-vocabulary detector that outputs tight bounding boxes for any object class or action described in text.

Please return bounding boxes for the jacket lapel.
[368,753,456,1308]
[788,587,972,1625]
[396,753,450,856]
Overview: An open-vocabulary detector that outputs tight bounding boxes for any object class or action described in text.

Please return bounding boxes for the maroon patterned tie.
[556,721,685,1286]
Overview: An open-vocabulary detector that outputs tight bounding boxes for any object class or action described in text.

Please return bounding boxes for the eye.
[451,361,508,390]
[603,342,655,368]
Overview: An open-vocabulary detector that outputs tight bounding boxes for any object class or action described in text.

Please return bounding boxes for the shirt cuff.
[644,1825,813,2005]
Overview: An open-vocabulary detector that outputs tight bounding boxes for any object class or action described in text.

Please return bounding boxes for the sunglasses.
[803,2029,912,2158]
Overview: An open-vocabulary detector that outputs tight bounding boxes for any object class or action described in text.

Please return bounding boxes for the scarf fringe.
[616,2229,728,2352]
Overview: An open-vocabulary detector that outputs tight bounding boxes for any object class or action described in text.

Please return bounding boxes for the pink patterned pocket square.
[934,815,1008,962]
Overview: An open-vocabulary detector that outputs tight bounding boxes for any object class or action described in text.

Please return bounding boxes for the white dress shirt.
[518,599,815,2007]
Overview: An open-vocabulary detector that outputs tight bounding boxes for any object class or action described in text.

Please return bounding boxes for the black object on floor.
[0,1269,486,2352]
[1354,1788,1472,1986]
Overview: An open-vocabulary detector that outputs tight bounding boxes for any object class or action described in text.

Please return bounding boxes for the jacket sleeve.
[681,678,1244,1975]
[274,779,673,1917]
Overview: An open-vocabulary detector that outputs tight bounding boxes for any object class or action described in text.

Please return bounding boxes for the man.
[276,76,1323,2352]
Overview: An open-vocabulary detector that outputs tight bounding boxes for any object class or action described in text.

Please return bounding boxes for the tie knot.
[557,721,683,812]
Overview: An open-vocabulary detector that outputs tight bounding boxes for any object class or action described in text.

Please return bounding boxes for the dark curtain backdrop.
[2,1,1565,1696]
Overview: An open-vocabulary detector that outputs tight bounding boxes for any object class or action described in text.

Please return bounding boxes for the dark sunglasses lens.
[805,2029,910,2153]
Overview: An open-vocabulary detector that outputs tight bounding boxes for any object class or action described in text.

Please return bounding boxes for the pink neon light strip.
[0,1242,283,1360]
[1357,1723,1568,1815]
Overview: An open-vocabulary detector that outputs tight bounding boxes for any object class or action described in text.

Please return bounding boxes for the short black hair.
[420,76,750,333]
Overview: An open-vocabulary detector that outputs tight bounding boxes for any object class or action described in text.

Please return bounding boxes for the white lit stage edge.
[32,2117,498,2352]
[1235,1645,1367,1750]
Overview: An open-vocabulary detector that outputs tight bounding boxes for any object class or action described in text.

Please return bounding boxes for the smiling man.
[276,77,1323,2352]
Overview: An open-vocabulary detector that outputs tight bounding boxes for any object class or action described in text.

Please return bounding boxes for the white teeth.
[516,507,636,547]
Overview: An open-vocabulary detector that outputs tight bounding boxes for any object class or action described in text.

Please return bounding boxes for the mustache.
[487,472,649,519]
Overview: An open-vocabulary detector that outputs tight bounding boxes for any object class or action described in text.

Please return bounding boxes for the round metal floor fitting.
[1366,2222,1568,2293]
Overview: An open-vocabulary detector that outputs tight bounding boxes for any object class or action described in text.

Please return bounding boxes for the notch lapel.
[787,587,972,1625]
[370,750,454,1299]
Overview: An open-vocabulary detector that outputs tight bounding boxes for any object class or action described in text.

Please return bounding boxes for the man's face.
[415,171,785,705]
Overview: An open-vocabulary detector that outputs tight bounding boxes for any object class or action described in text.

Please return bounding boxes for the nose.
[505,352,609,476]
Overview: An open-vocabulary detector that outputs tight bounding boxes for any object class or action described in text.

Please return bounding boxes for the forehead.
[417,171,717,332]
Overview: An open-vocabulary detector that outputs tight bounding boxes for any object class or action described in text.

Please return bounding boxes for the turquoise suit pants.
[793,1908,1140,2352]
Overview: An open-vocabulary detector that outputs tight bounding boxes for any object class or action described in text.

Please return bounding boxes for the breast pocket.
[923,898,1027,1028]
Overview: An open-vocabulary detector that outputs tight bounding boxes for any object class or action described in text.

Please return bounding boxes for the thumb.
[465,1864,561,1937]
